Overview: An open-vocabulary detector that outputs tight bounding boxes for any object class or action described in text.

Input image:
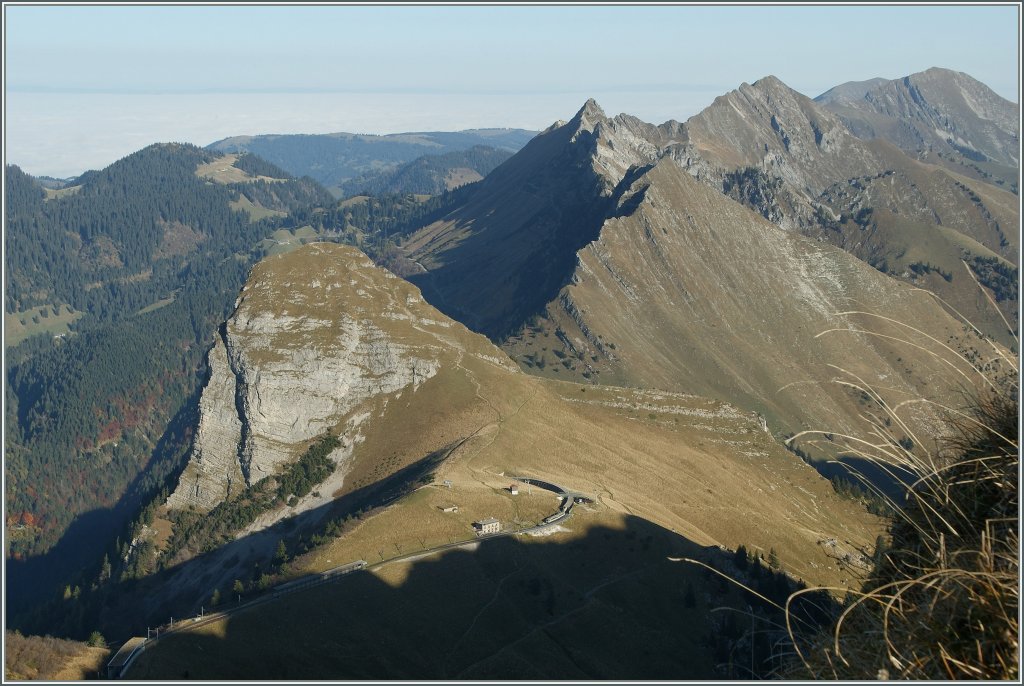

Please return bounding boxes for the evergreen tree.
[274,540,288,567]
[734,544,749,571]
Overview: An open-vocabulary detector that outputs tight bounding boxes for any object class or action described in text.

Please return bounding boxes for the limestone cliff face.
[170,335,246,510]
[167,243,514,513]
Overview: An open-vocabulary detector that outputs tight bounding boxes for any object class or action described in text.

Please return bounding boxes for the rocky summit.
[817,67,1020,170]
[167,243,517,513]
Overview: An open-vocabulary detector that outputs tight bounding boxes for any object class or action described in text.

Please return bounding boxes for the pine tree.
[274,539,288,566]
[734,544,749,570]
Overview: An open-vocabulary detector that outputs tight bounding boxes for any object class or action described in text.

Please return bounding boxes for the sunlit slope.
[520,157,988,444]
[126,242,884,679]
[163,243,879,587]
[682,75,1018,341]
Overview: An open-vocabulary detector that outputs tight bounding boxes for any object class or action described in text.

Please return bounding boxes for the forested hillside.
[4,146,336,621]
[5,146,331,322]
[4,142,494,633]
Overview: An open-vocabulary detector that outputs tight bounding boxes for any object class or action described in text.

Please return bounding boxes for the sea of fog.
[6,89,726,179]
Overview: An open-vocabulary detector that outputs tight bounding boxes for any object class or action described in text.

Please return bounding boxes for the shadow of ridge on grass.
[126,514,837,681]
[33,442,456,645]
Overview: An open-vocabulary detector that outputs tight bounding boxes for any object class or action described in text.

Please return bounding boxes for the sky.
[4,3,1021,178]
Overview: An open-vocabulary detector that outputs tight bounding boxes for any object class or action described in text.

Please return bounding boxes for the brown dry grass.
[4,631,109,681]
[301,483,556,574]
[783,306,1018,680]
[295,339,881,593]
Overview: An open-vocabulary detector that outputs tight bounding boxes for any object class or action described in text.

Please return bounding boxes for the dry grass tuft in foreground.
[784,325,1018,679]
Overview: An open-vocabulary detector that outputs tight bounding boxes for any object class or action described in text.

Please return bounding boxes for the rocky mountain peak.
[814,77,890,106]
[751,74,786,90]
[575,97,607,123]
[167,242,516,514]
[564,98,610,142]
[684,73,863,191]
[820,66,1019,168]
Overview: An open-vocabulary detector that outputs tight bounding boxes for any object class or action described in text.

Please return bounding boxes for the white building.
[474,517,500,535]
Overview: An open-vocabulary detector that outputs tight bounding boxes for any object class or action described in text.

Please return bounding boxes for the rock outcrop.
[167,243,515,513]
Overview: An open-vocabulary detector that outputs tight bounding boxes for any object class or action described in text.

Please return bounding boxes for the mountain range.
[403,77,1015,446]
[4,66,1018,680]
[207,128,536,195]
[816,67,1018,185]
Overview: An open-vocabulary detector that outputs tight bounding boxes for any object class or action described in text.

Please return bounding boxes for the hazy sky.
[5,3,1020,177]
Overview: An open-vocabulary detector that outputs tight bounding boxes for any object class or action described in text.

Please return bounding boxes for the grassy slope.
[4,305,83,348]
[509,160,988,454]
[839,207,1017,337]
[127,243,882,679]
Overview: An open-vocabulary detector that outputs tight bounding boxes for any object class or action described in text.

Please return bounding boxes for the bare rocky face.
[166,244,516,514]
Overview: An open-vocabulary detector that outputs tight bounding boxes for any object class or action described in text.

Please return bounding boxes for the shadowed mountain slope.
[402,100,684,337]
[127,517,831,680]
